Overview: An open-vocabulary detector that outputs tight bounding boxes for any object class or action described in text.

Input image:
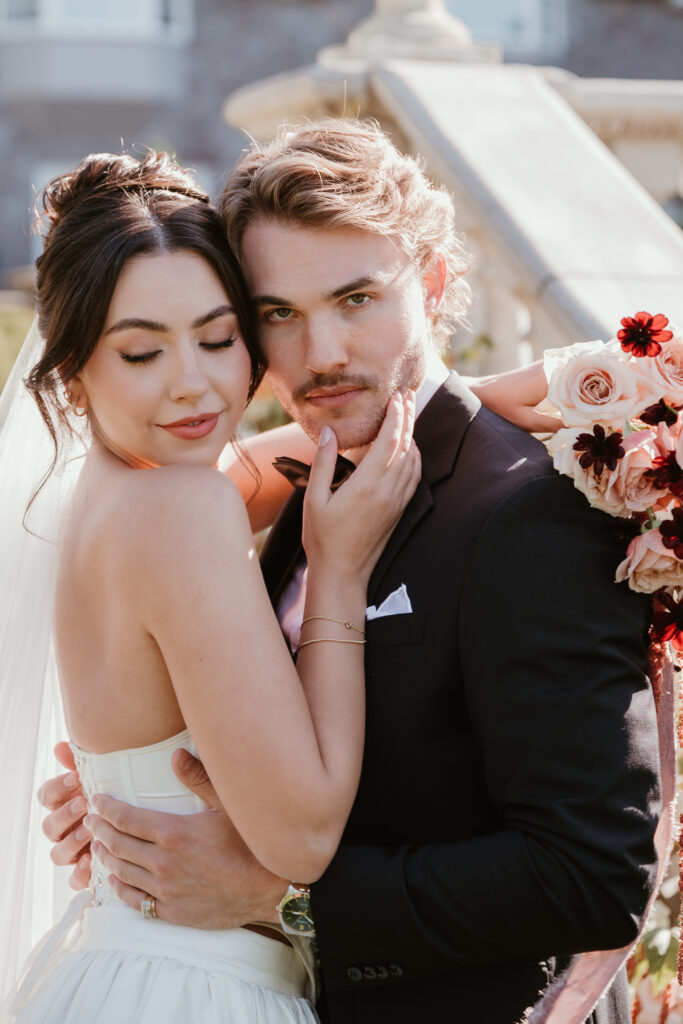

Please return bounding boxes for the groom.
[42,120,660,1023]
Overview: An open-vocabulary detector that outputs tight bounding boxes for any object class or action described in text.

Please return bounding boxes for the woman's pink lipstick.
[159,413,220,440]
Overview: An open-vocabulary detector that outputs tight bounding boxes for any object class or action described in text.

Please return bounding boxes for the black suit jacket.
[260,374,660,1024]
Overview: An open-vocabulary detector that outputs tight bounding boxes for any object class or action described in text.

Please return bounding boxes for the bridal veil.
[0,319,81,999]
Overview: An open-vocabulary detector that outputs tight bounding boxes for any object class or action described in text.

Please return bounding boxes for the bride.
[0,150,422,1023]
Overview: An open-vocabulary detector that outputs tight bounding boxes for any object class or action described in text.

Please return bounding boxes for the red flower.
[645,451,683,498]
[651,590,683,651]
[617,311,673,357]
[659,507,683,559]
[639,399,680,427]
[572,425,625,477]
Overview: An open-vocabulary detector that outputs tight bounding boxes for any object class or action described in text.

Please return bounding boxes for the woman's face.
[71,251,253,468]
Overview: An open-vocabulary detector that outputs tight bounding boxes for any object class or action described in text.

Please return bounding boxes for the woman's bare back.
[56,447,188,752]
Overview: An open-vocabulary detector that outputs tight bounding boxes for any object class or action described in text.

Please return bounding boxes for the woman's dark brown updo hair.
[26,150,264,489]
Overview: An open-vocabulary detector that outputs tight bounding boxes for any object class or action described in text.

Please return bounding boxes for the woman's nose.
[168,349,210,403]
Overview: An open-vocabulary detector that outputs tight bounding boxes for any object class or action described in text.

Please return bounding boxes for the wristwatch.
[277,883,316,937]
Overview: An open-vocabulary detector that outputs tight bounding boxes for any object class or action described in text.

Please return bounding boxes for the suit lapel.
[367,372,480,604]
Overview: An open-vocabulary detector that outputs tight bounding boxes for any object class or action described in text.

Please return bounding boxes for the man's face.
[240,219,438,450]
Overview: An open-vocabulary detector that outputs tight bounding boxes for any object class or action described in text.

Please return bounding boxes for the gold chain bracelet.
[300,615,366,636]
[297,637,366,652]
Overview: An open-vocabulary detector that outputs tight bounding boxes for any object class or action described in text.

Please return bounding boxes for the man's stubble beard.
[274,345,426,451]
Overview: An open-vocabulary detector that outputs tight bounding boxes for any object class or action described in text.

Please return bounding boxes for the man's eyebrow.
[104,305,235,336]
[252,277,377,308]
[328,276,375,301]
[252,294,290,308]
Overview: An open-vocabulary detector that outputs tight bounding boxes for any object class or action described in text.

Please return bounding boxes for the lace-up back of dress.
[70,730,204,908]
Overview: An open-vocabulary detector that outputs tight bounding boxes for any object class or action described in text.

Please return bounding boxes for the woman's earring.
[64,388,88,417]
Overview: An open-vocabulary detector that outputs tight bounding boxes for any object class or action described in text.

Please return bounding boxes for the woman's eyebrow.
[104,305,235,336]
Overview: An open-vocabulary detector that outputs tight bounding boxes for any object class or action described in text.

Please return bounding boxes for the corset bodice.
[70,729,204,907]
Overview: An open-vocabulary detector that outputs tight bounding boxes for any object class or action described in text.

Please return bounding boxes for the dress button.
[346,967,363,982]
[388,963,404,977]
[362,966,377,980]
[375,965,389,980]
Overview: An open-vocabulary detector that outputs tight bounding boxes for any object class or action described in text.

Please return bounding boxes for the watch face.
[281,893,314,934]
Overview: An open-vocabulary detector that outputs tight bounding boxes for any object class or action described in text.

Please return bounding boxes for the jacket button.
[375,966,389,980]
[362,966,377,980]
[388,963,404,977]
[345,967,363,982]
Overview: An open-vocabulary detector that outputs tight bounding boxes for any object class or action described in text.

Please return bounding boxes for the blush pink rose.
[548,427,661,517]
[635,323,683,406]
[544,339,659,428]
[615,527,683,593]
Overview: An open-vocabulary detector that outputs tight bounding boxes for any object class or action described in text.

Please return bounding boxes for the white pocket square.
[366,583,413,620]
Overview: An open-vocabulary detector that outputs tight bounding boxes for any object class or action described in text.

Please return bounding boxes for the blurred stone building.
[0,0,680,283]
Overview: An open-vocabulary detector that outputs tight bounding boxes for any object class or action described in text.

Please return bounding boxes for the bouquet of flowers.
[542,311,683,649]
[539,312,683,1022]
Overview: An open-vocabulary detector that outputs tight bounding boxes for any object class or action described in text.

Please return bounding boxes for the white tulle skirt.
[5,897,317,1023]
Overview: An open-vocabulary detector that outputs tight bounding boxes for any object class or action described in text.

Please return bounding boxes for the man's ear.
[422,253,447,318]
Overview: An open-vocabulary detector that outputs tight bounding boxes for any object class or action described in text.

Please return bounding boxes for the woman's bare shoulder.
[108,464,251,557]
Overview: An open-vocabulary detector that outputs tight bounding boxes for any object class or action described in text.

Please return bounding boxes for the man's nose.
[168,347,210,402]
[303,317,350,375]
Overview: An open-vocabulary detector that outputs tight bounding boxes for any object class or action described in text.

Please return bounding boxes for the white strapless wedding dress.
[2,730,317,1023]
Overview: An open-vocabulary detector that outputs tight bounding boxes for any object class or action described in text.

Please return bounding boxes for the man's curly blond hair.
[218,118,471,349]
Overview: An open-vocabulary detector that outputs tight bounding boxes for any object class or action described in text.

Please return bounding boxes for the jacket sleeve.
[310,474,661,993]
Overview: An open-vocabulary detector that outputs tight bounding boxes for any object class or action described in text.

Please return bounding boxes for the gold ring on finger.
[141,895,157,920]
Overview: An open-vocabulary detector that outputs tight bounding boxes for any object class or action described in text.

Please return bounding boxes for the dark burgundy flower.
[617,311,673,358]
[639,399,680,427]
[572,425,625,476]
[659,507,683,559]
[645,451,683,497]
[651,590,683,651]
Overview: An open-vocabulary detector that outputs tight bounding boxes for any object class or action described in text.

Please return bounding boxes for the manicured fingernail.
[319,426,332,446]
[90,794,101,812]
[83,815,93,831]
[63,773,78,789]
[75,826,89,841]
[70,796,86,814]
[79,854,90,869]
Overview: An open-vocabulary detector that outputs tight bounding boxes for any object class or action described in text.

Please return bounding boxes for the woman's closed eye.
[120,337,237,365]
[120,350,161,365]
[200,336,237,351]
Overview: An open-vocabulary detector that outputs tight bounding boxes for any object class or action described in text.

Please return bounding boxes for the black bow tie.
[272,454,356,492]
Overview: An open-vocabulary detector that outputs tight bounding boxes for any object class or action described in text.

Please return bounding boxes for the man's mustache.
[294,373,379,402]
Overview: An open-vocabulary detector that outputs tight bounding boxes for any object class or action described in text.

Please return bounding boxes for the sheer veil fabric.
[0,320,82,1000]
